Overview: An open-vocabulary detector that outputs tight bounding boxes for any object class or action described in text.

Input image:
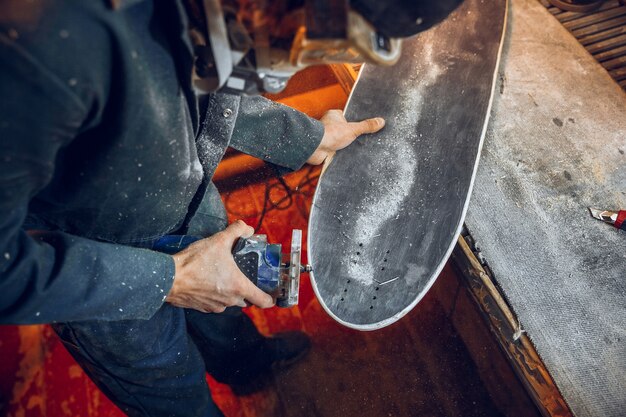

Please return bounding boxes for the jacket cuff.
[0,231,176,324]
[100,246,176,321]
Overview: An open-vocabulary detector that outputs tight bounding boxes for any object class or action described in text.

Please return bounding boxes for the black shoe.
[230,331,311,395]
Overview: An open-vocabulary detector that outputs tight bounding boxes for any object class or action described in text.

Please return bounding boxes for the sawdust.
[346,43,443,285]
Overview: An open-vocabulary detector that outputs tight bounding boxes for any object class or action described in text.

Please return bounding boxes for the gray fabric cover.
[465,1,626,416]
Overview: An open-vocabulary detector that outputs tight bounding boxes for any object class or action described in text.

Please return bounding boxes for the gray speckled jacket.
[0,0,323,324]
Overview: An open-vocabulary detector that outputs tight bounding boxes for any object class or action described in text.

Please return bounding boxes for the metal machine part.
[232,229,310,307]
[189,0,402,94]
[588,208,626,231]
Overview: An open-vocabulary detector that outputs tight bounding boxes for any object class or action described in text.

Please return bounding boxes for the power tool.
[232,229,312,307]
[153,229,311,307]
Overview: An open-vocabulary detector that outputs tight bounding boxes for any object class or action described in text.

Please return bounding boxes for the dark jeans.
[53,306,266,417]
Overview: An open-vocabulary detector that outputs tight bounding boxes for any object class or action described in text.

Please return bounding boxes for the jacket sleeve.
[0,33,175,324]
[229,95,325,172]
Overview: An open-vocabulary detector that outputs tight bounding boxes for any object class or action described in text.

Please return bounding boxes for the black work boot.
[230,331,311,395]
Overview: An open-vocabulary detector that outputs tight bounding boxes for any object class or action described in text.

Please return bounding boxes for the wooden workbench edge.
[451,233,573,417]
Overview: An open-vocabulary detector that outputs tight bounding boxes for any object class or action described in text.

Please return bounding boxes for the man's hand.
[307,110,385,165]
[166,220,274,313]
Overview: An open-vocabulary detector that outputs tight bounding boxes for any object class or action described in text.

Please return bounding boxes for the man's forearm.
[229,95,324,171]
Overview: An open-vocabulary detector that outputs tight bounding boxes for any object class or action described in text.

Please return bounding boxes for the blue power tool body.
[153,230,308,307]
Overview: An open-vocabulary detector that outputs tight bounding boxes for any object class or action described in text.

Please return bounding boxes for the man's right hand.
[166,220,274,313]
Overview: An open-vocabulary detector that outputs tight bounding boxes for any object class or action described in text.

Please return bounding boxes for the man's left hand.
[306,110,385,165]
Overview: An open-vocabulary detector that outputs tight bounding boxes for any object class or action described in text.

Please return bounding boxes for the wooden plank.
[593,42,626,61]
[562,6,626,31]
[452,236,573,417]
[609,66,626,80]
[586,32,626,54]
[553,1,619,24]
[601,53,626,70]
[577,20,626,46]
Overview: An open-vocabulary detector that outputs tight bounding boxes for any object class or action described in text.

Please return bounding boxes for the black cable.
[223,165,321,232]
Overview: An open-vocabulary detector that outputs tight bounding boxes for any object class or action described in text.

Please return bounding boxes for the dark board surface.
[308,0,507,329]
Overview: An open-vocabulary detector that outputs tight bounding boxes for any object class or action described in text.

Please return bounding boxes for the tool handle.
[616,210,626,231]
[232,240,260,286]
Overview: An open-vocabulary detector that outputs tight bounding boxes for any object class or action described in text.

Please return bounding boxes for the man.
[0,0,461,415]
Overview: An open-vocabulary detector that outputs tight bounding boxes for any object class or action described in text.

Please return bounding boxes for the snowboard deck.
[308,0,508,330]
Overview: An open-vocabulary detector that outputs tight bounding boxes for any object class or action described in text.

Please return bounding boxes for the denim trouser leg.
[53,304,225,417]
[185,307,267,385]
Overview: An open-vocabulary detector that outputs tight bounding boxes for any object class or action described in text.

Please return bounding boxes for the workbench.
[457,0,626,416]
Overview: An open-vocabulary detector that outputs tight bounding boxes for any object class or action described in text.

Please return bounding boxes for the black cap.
[350,0,464,38]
